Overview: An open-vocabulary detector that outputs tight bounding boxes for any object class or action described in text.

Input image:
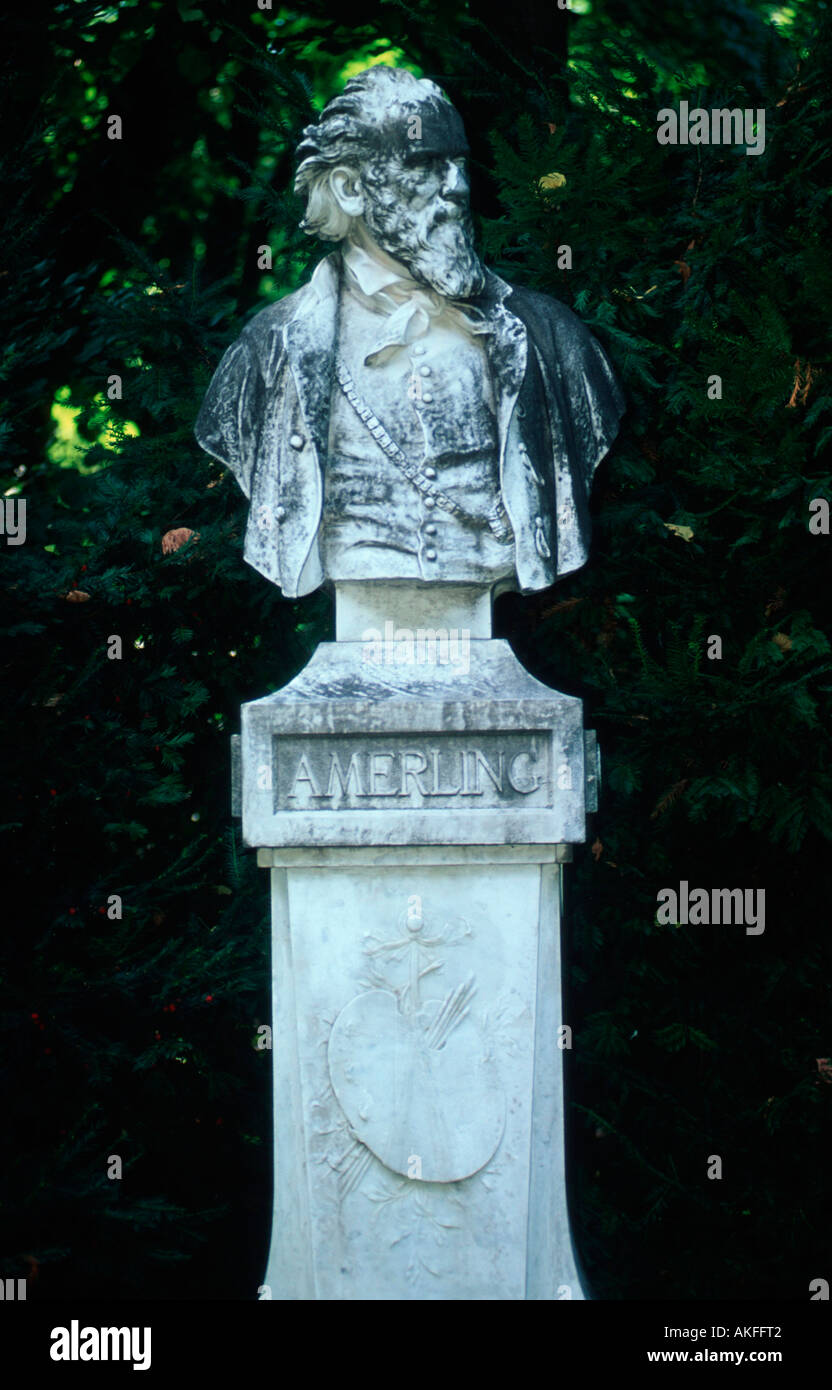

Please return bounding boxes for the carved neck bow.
[341,255,492,367]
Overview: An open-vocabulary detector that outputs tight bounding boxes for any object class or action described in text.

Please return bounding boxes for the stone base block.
[259,845,587,1301]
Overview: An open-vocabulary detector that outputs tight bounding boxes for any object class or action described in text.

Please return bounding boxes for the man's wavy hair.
[294,66,446,242]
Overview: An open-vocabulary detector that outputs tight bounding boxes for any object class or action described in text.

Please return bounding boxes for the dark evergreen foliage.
[1,0,829,1299]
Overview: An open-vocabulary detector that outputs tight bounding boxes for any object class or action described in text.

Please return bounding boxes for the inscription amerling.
[274,733,551,811]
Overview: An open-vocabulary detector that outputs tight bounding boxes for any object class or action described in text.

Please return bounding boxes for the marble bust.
[194,65,625,599]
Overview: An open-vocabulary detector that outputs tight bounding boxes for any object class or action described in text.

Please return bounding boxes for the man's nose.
[441,159,469,202]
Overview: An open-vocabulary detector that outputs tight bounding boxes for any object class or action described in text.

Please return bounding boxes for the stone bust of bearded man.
[194,66,625,605]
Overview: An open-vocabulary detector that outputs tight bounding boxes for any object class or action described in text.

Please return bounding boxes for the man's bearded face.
[357,116,485,300]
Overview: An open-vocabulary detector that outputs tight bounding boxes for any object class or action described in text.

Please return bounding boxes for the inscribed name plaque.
[240,639,594,848]
[276,733,551,811]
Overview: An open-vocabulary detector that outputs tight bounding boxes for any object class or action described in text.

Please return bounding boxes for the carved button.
[424,496,436,509]
[275,506,287,521]
[422,392,433,403]
[534,514,542,525]
[289,433,304,449]
[423,466,437,479]
[412,344,426,356]
[419,365,431,377]
[425,548,438,561]
[425,523,437,535]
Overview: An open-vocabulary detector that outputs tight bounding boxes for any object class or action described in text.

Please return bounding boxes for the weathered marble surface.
[194,65,624,598]
[244,625,594,1300]
[260,846,585,1301]
[240,637,593,849]
[199,62,619,1302]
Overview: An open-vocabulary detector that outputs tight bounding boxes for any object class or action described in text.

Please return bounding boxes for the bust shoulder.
[500,279,596,350]
[236,282,312,350]
[234,254,340,371]
[223,279,322,394]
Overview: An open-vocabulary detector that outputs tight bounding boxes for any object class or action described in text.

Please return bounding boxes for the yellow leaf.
[664,523,694,542]
[539,171,566,191]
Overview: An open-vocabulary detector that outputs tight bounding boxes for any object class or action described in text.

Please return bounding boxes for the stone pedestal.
[239,586,597,1301]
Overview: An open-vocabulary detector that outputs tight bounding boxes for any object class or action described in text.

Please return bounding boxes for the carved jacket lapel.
[283,252,341,464]
[481,270,528,444]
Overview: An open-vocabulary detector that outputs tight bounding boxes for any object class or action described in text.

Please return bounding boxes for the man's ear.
[329,166,365,219]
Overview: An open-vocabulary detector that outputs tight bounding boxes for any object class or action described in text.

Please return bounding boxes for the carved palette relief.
[327,897,505,1183]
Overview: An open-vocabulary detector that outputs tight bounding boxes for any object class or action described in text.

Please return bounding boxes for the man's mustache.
[416,208,475,249]
[426,203,467,228]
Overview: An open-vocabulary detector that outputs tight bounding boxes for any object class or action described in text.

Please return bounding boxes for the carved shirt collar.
[339,239,499,365]
[302,247,515,316]
[341,239,414,297]
[289,250,525,401]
